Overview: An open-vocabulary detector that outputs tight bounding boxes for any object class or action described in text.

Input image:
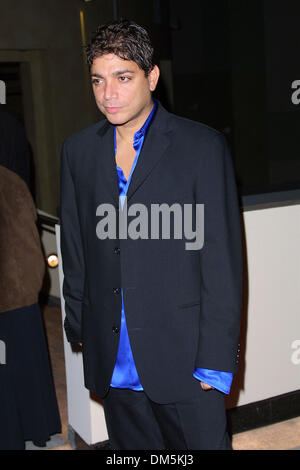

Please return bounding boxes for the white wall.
[227,203,300,408]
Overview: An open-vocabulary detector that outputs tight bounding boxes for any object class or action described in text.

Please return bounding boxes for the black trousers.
[102,387,232,450]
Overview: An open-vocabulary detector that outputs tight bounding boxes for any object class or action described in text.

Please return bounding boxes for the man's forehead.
[91,53,139,72]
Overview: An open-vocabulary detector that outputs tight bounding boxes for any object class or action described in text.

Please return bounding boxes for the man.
[60,19,243,450]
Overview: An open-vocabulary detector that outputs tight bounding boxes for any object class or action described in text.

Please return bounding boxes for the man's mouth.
[104,106,122,114]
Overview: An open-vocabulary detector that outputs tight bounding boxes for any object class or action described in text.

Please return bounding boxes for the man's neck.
[115,99,154,145]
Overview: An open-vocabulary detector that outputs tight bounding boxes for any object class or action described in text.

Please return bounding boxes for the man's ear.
[148,65,160,92]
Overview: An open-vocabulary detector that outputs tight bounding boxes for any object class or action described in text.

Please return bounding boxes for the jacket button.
[112,326,119,334]
[114,247,120,254]
[113,287,120,294]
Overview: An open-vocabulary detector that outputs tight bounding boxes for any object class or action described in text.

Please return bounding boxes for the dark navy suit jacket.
[60,101,243,404]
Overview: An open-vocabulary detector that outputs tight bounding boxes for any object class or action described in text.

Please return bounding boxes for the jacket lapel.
[95,101,173,205]
[126,102,173,202]
[96,121,120,206]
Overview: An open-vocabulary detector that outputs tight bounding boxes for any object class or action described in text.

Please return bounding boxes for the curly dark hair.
[86,19,155,76]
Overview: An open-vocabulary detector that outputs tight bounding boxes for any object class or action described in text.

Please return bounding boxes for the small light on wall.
[47,254,59,268]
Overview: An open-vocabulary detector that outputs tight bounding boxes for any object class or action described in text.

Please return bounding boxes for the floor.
[40,304,300,451]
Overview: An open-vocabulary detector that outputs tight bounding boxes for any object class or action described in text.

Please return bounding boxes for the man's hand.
[200,381,214,391]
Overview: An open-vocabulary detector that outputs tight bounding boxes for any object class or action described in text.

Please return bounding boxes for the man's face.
[90,53,159,128]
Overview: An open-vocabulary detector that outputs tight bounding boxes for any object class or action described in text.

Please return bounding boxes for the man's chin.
[106,116,126,126]
[99,108,125,125]
[102,113,131,127]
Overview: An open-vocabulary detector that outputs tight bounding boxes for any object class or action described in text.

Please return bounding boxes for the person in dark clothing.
[0,110,61,450]
[60,20,243,450]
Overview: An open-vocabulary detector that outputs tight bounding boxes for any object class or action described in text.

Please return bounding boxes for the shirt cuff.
[193,368,233,395]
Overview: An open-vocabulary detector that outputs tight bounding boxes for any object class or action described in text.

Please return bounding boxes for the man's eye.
[119,76,130,82]
[92,78,102,85]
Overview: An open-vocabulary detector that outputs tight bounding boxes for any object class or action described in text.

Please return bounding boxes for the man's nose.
[104,81,117,101]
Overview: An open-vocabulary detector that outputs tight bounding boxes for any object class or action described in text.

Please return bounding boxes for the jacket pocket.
[177,299,200,309]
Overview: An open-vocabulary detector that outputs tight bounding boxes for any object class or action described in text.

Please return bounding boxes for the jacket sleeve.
[60,140,85,343]
[195,132,243,373]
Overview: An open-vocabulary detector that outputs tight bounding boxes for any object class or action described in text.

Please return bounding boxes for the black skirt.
[0,303,61,450]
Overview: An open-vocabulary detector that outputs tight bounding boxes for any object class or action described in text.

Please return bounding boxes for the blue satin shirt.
[110,99,233,395]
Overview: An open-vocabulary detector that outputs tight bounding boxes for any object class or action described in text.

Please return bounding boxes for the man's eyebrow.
[90,70,136,78]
